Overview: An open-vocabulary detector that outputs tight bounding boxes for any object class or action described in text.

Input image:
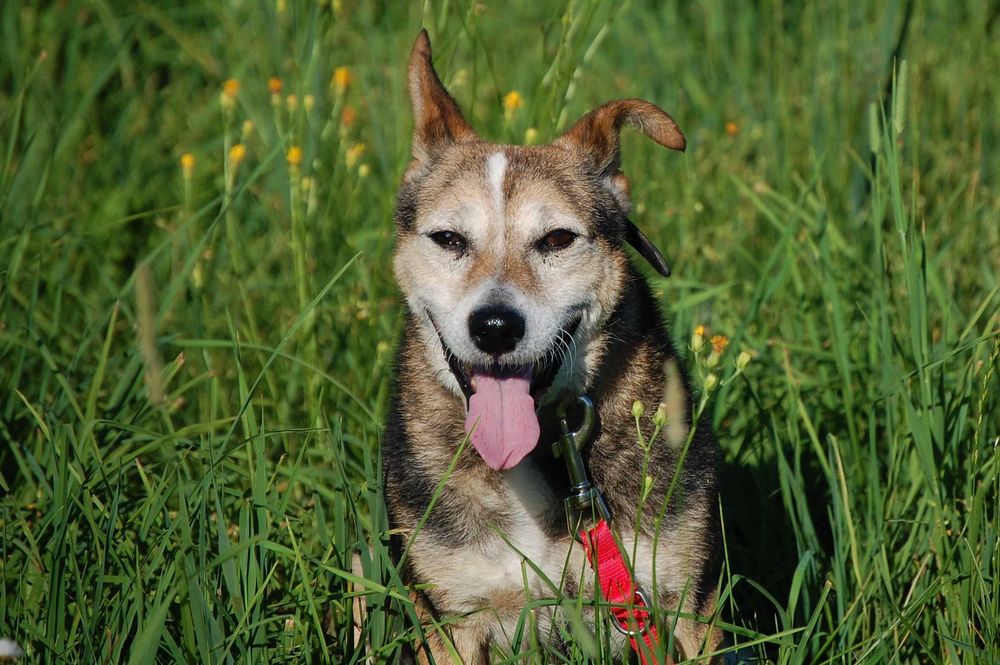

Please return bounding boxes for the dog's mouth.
[432,315,580,472]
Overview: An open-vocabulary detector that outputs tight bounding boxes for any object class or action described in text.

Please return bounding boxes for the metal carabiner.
[553,395,611,540]
[610,587,654,637]
[553,395,595,482]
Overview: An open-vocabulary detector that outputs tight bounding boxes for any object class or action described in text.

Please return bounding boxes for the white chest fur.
[407,462,692,652]
[409,463,582,613]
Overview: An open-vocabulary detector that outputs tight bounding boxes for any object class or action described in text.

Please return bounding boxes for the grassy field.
[1,0,998,662]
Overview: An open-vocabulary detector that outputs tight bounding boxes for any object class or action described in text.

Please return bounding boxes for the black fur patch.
[393,182,419,233]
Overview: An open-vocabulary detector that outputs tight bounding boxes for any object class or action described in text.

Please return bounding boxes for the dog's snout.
[468,306,525,355]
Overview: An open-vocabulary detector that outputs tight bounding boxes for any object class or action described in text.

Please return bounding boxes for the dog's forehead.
[412,143,595,228]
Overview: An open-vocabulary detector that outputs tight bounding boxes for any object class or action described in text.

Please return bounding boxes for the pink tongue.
[464,370,540,471]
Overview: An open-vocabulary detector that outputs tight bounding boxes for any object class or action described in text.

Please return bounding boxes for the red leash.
[555,396,663,664]
[582,519,661,664]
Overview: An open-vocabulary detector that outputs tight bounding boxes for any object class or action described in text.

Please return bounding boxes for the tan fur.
[387,30,723,663]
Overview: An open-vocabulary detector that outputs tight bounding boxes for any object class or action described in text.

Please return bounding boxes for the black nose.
[468,305,526,355]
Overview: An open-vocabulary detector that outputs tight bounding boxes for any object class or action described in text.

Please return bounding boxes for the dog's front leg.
[409,589,490,665]
[670,588,723,663]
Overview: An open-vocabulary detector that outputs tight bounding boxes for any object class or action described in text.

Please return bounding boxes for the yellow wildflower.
[710,335,729,354]
[724,121,740,137]
[691,325,705,353]
[286,146,303,168]
[286,94,298,113]
[705,335,727,369]
[221,78,239,111]
[180,153,195,179]
[503,90,523,120]
[229,143,247,169]
[340,104,357,127]
[268,77,283,95]
[332,66,352,95]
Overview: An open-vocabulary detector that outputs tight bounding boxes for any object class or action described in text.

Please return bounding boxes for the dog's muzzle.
[429,309,581,472]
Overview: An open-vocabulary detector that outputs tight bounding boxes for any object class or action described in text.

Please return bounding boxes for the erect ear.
[407,30,477,170]
[557,99,684,279]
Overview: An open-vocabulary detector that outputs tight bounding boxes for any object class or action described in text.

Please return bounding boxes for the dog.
[384,30,722,663]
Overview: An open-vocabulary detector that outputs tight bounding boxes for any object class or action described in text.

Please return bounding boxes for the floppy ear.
[407,30,477,170]
[556,98,685,177]
[557,99,684,279]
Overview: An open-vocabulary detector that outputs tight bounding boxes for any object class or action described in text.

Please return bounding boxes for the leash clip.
[610,587,654,637]
[554,395,610,541]
[555,396,663,661]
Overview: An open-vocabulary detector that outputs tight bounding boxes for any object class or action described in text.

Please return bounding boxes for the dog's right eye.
[429,231,468,251]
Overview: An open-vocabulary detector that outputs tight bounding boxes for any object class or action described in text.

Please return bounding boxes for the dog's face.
[394,31,685,471]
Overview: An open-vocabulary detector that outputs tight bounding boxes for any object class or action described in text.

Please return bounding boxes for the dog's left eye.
[537,229,577,252]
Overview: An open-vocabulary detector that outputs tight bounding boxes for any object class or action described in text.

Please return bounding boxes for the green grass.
[1,0,998,662]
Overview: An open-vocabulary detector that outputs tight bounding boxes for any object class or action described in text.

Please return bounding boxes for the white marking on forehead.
[486,151,507,207]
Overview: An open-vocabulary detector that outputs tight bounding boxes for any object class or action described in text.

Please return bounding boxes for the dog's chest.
[413,463,581,613]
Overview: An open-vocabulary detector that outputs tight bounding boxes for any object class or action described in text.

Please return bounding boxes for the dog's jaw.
[410,302,608,470]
